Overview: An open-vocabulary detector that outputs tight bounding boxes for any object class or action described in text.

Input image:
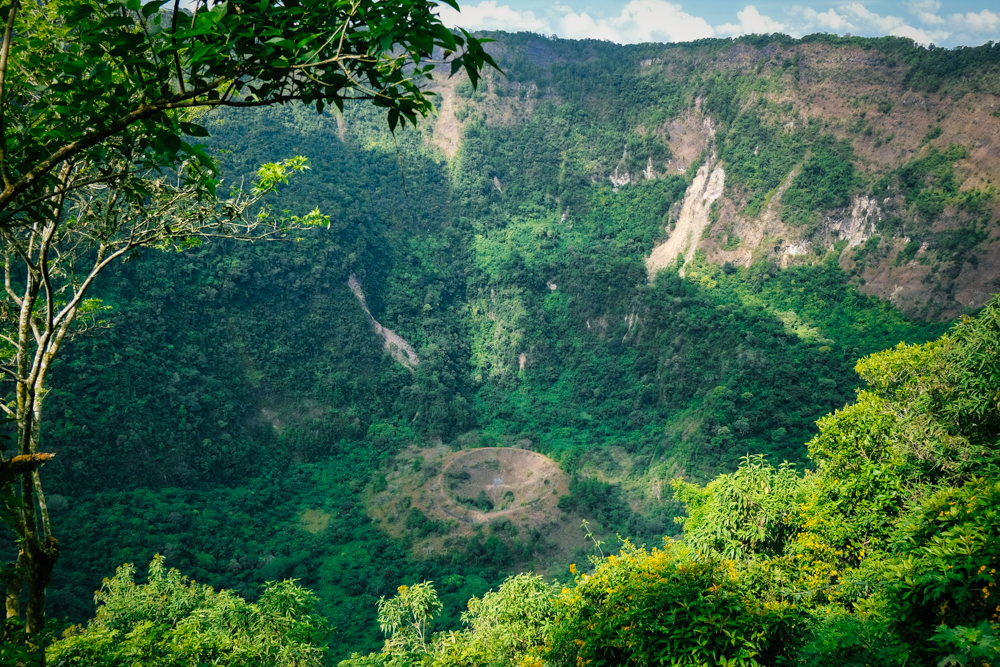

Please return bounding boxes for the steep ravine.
[348,273,420,370]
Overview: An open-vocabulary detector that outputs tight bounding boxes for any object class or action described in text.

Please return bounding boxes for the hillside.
[21,32,1000,660]
[424,33,1000,318]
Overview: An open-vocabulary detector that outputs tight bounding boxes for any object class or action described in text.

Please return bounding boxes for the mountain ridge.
[419,32,1000,318]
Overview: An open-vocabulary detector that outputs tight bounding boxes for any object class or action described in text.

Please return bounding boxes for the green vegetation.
[337,294,1000,667]
[875,143,994,291]
[2,25,998,666]
[48,556,326,666]
[781,138,858,228]
[897,143,970,219]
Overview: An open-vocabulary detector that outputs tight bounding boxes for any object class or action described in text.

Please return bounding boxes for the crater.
[365,444,584,570]
[440,448,560,520]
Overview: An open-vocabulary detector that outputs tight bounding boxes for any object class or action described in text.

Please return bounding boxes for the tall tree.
[0,0,497,647]
[47,555,328,666]
[0,156,323,636]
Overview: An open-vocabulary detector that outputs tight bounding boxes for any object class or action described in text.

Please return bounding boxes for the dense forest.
[3,9,1000,666]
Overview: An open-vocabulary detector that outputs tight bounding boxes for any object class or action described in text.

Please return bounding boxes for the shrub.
[545,542,799,667]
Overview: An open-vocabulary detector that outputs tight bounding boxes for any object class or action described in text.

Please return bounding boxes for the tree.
[0,0,497,227]
[460,573,557,666]
[0,156,323,636]
[672,453,802,560]
[375,582,442,659]
[0,0,497,644]
[545,541,795,667]
[46,555,327,666]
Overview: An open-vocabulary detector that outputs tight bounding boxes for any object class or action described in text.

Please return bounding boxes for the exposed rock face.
[609,169,631,191]
[725,166,802,268]
[646,157,725,278]
[348,274,420,370]
[610,145,631,192]
[822,195,880,248]
[664,112,715,173]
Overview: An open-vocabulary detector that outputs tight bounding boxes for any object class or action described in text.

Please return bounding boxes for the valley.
[6,26,1000,665]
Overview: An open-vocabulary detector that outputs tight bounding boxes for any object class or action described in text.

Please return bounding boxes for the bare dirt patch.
[299,509,331,534]
[664,110,714,173]
[439,448,561,523]
[365,445,592,570]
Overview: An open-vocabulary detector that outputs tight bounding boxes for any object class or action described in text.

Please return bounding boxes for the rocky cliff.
[426,33,1000,319]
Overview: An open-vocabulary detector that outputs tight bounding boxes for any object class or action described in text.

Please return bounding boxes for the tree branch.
[0,454,53,489]
[4,253,21,306]
[7,171,130,218]
[0,0,21,190]
[0,81,226,213]
[0,333,20,351]
[171,0,186,95]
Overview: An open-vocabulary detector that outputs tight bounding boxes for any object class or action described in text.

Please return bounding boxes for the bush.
[546,542,799,667]
[48,557,326,667]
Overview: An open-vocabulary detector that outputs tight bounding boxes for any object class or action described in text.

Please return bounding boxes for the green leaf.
[66,3,97,22]
[178,122,210,137]
[141,0,169,18]
[161,133,182,155]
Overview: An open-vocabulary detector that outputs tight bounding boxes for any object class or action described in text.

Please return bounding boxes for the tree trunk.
[25,533,57,636]
[2,373,59,647]
[4,548,23,619]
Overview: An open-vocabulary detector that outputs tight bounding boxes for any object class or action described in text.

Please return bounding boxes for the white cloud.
[889,24,939,45]
[556,8,620,40]
[908,0,945,26]
[439,0,717,43]
[555,0,716,43]
[436,0,551,34]
[716,5,788,36]
[790,3,950,44]
[836,3,908,33]
[791,7,855,33]
[438,0,996,48]
[947,9,1000,34]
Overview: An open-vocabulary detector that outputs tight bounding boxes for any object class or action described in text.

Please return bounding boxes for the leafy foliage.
[377,582,443,658]
[459,574,557,667]
[673,454,801,560]
[47,556,326,666]
[1,0,497,224]
[545,542,797,667]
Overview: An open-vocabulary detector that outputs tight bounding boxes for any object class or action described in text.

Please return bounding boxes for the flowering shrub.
[545,542,799,667]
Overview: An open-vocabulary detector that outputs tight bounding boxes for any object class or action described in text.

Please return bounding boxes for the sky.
[435,0,1000,48]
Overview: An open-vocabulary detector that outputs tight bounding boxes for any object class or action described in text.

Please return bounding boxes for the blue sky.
[436,0,1000,48]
